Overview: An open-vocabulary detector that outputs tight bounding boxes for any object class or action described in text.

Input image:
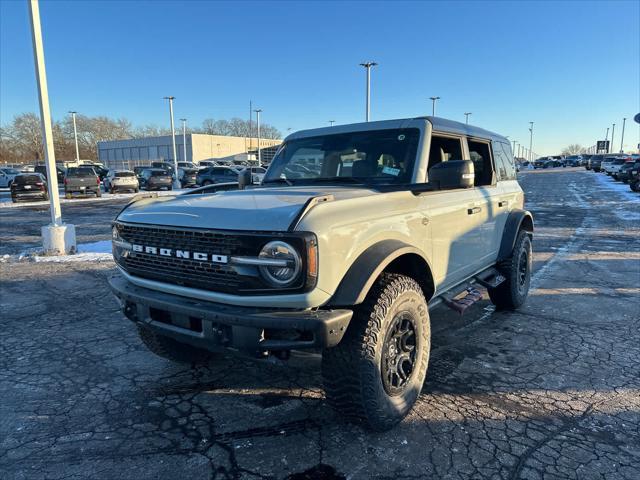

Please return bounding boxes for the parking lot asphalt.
[1,168,639,479]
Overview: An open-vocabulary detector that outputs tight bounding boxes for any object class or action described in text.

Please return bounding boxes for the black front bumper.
[109,274,352,353]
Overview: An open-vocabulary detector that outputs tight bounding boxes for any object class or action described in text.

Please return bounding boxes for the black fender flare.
[498,209,534,261]
[328,240,433,307]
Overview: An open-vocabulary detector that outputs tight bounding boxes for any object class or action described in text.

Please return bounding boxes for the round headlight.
[258,241,302,287]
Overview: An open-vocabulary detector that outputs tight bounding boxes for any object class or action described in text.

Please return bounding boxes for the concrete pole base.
[42,224,77,255]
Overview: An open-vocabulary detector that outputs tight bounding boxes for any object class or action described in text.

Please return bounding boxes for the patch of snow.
[33,252,113,263]
[77,240,112,254]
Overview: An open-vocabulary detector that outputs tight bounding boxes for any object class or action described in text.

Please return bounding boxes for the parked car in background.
[589,154,606,172]
[533,157,549,169]
[178,167,198,188]
[177,162,198,170]
[64,167,101,198]
[10,173,49,202]
[133,166,147,179]
[630,170,640,192]
[564,155,583,167]
[104,170,139,193]
[601,156,623,175]
[619,161,640,183]
[151,161,176,173]
[610,158,633,180]
[550,155,566,166]
[0,167,21,188]
[34,164,66,183]
[197,160,219,169]
[580,154,592,167]
[196,166,239,185]
[139,168,173,191]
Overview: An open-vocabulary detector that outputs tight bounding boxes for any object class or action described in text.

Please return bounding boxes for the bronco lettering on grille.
[131,244,228,264]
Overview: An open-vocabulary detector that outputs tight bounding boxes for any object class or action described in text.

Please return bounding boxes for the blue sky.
[1,0,638,155]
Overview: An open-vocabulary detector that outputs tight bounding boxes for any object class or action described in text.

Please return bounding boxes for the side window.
[494,142,516,180]
[427,135,463,172]
[467,139,494,186]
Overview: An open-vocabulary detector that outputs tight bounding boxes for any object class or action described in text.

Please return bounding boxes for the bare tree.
[561,144,584,156]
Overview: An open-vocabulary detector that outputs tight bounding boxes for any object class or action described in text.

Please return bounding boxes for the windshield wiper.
[263,177,294,186]
[302,176,370,185]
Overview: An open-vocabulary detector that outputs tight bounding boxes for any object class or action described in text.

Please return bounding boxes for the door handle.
[498,201,507,208]
[467,206,482,215]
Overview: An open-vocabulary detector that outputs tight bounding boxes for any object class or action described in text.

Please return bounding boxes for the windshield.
[263,128,420,186]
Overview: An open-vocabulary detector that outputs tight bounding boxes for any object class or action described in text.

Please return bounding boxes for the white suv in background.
[0,167,21,188]
[104,170,139,193]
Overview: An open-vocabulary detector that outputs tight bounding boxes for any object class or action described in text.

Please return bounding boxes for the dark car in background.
[64,167,101,198]
[81,163,109,181]
[619,161,640,183]
[34,164,66,183]
[589,154,606,172]
[178,168,198,188]
[10,173,49,203]
[564,155,582,167]
[139,168,173,191]
[196,166,239,185]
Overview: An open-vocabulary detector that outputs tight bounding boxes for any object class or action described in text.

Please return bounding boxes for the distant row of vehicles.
[586,153,640,192]
[3,159,270,202]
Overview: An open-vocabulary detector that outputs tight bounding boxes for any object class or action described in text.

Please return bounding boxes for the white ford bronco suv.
[109,116,533,431]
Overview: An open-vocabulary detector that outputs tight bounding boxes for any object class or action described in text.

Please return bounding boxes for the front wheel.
[322,273,431,431]
[489,229,532,310]
[96,190,102,198]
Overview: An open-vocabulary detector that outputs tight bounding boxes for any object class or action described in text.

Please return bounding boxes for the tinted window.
[115,172,135,177]
[150,170,168,176]
[467,139,494,186]
[427,135,463,174]
[15,174,43,184]
[67,167,96,176]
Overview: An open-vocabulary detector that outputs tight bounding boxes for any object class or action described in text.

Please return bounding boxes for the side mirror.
[428,160,475,189]
[237,169,251,190]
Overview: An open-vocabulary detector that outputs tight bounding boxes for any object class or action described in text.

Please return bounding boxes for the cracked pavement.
[1,168,639,479]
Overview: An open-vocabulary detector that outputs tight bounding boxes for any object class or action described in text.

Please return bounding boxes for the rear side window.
[493,141,516,181]
[15,175,42,184]
[467,139,494,186]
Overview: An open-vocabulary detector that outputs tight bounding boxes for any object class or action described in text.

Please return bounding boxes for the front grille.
[115,223,253,293]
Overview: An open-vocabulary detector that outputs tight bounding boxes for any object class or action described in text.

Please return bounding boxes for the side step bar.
[428,267,506,315]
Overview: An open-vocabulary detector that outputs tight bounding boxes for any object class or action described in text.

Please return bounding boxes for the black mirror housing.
[428,160,475,189]
[237,169,251,190]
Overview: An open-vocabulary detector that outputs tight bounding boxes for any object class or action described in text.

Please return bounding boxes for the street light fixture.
[68,111,80,163]
[359,62,378,122]
[329,120,335,126]
[528,122,534,163]
[610,123,615,154]
[254,108,262,164]
[429,96,440,116]
[179,118,188,164]
[163,96,180,189]
[464,112,472,124]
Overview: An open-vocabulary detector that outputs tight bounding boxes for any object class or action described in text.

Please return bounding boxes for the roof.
[286,116,509,144]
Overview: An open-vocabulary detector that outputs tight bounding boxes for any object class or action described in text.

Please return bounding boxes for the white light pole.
[69,111,80,163]
[254,109,262,164]
[620,117,626,152]
[464,112,472,124]
[329,120,335,126]
[163,96,180,189]
[180,118,187,163]
[429,96,440,116]
[604,127,609,153]
[610,123,615,154]
[359,61,377,122]
[29,0,75,254]
[528,121,534,162]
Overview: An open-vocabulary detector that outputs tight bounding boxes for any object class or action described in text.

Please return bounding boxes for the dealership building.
[97,134,281,170]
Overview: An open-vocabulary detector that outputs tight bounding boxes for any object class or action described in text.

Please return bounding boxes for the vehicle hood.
[117,186,377,231]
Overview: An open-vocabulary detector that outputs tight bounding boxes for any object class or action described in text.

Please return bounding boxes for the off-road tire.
[489,229,532,310]
[322,273,431,431]
[631,180,639,192]
[137,326,215,364]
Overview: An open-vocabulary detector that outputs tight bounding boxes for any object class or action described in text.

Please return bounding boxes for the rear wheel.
[322,273,430,431]
[489,229,532,310]
[137,326,216,364]
[96,189,102,198]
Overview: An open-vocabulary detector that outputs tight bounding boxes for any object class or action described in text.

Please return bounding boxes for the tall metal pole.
[360,62,377,122]
[604,127,609,153]
[511,140,516,154]
[249,100,252,154]
[180,118,187,163]
[610,123,615,154]
[429,96,440,116]
[464,112,472,124]
[29,0,62,226]
[69,111,80,163]
[620,118,626,152]
[164,96,180,189]
[254,109,262,164]
[528,122,534,162]
[329,120,335,126]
